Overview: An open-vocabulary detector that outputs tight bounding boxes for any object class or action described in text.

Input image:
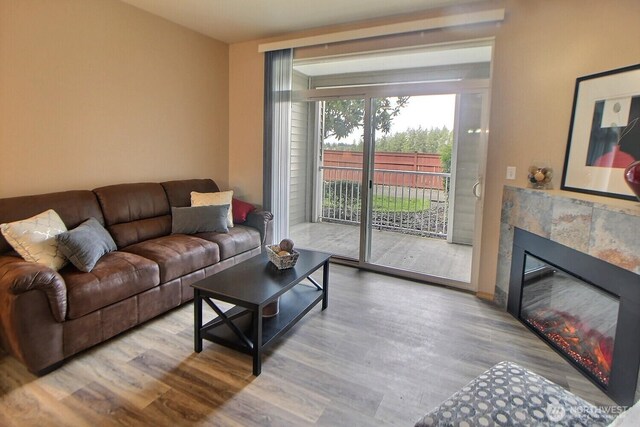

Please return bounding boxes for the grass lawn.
[372,195,430,212]
[323,195,430,212]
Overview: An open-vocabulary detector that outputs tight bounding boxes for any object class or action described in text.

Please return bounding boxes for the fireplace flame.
[526,308,613,385]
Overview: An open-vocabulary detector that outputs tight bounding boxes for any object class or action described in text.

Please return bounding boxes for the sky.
[390,94,456,133]
[326,94,456,145]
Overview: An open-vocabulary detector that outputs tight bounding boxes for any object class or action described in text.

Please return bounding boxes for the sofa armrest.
[0,256,67,322]
[245,210,274,246]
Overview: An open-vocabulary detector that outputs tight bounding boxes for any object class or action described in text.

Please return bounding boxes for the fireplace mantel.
[496,185,640,307]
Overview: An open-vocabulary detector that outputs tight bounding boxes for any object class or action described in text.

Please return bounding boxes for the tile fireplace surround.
[496,185,640,401]
[496,186,640,307]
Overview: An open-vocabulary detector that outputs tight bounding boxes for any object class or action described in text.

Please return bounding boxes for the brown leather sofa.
[0,179,273,375]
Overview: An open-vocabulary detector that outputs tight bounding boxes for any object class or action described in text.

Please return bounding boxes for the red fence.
[322,150,445,189]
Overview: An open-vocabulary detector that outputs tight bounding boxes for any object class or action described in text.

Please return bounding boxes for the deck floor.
[290,222,472,283]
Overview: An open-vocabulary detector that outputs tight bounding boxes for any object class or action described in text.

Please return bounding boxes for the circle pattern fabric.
[415,361,613,427]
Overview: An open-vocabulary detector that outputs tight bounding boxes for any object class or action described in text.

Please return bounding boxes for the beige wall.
[0,0,229,198]
[228,40,264,203]
[229,0,640,297]
[481,0,640,296]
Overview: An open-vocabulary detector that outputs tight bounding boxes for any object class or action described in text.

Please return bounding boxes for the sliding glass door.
[288,89,488,289]
[286,40,493,290]
[368,93,487,284]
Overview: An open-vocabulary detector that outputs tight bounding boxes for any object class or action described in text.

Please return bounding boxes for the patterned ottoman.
[415,361,613,426]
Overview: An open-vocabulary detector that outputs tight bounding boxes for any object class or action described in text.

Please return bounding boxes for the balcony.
[289,166,472,283]
[321,166,450,237]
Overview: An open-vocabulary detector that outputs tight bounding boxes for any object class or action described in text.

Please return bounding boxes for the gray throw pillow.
[56,217,117,272]
[171,205,229,234]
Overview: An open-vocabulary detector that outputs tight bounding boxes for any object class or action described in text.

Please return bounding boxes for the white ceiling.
[120,0,478,44]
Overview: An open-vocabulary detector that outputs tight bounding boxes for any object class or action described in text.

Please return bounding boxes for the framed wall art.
[561,63,640,200]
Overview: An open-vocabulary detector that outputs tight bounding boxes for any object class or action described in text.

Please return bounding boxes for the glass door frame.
[295,79,491,291]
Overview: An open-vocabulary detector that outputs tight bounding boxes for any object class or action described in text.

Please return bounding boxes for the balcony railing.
[321,166,450,238]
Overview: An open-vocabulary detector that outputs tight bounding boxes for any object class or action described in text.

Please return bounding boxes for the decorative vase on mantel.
[527,165,553,189]
[624,160,640,201]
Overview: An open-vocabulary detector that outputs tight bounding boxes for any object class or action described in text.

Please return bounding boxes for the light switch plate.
[506,166,516,180]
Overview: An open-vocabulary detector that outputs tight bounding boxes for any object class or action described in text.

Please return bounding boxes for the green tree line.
[324,126,454,172]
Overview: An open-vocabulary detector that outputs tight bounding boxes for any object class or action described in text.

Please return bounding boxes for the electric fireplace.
[521,254,618,387]
[508,228,640,406]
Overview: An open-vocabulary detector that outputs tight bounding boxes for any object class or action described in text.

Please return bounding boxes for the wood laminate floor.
[0,264,613,426]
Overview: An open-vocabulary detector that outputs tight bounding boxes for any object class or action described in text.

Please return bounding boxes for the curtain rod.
[258,8,504,53]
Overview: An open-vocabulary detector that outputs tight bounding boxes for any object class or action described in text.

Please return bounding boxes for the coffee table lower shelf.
[196,284,324,374]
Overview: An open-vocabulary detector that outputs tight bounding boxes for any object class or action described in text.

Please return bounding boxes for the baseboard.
[476,291,494,301]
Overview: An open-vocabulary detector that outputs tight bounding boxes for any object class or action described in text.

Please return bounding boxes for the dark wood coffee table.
[192,248,331,375]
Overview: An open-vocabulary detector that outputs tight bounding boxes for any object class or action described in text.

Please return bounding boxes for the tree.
[438,141,452,173]
[374,126,452,154]
[323,97,410,140]
[324,125,454,158]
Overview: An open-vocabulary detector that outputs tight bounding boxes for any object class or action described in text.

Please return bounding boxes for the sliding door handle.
[472,181,481,199]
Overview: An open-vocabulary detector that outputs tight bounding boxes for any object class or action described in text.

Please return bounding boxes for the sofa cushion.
[161,179,220,208]
[61,251,160,320]
[122,235,219,283]
[93,183,171,248]
[195,225,260,261]
[0,190,104,255]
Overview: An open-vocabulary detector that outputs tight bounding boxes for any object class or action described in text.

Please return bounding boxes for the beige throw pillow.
[191,190,234,228]
[0,209,68,270]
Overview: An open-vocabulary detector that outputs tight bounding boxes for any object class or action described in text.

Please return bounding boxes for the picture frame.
[561,63,640,201]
